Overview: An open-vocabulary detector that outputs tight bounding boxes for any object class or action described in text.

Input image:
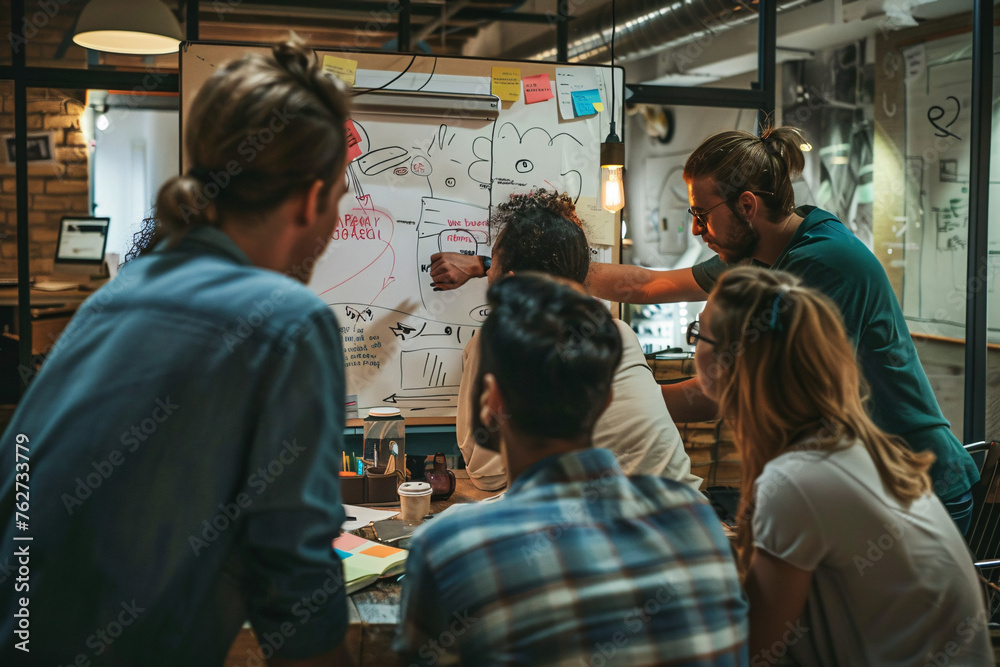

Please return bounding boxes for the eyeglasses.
[686,320,717,347]
[686,200,730,229]
[687,191,775,229]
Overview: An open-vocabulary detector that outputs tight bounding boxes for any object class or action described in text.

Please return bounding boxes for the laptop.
[35,216,111,291]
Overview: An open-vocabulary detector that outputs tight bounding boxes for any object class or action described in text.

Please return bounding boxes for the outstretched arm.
[429,252,486,290]
[585,263,708,304]
[661,377,719,423]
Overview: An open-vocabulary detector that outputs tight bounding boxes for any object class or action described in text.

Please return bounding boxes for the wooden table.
[224,474,498,666]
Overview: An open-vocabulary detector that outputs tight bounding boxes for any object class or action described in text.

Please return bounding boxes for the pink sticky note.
[523,74,554,104]
[333,532,368,551]
[345,120,363,162]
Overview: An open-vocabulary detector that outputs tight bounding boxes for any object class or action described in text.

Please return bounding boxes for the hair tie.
[768,285,791,332]
[762,137,780,157]
[187,167,211,183]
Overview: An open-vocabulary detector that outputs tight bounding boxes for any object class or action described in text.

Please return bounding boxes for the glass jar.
[363,407,405,476]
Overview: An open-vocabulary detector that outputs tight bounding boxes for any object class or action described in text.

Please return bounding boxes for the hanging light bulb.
[601,1,624,214]
[601,127,625,213]
[602,164,624,212]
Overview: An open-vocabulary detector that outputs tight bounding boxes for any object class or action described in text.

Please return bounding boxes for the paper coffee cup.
[398,481,432,525]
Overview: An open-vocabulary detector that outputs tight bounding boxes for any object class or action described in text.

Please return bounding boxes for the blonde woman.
[691,266,990,666]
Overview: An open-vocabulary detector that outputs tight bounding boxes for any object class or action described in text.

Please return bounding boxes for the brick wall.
[0,87,90,278]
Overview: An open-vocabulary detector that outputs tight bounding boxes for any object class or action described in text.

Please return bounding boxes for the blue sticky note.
[571,88,602,116]
[335,548,353,560]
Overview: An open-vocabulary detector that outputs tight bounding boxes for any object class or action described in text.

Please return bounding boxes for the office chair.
[964,440,1000,626]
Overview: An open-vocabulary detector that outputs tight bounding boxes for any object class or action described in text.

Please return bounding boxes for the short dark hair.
[478,273,622,440]
[491,196,589,282]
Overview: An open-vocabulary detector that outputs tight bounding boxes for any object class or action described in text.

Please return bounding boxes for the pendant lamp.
[73,0,183,55]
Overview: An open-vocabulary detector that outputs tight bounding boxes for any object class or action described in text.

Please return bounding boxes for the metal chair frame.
[963,440,1000,625]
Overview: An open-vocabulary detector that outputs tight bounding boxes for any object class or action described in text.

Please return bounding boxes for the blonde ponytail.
[703,267,934,574]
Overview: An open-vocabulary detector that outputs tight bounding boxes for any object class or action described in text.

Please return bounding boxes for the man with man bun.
[584,127,979,530]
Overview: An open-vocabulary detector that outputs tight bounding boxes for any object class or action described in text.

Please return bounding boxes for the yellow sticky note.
[323,55,357,87]
[593,102,604,112]
[491,67,522,102]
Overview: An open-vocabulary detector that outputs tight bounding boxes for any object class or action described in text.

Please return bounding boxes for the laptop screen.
[55,217,110,266]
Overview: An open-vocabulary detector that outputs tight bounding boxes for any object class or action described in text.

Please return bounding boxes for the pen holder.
[365,465,405,504]
[339,475,365,505]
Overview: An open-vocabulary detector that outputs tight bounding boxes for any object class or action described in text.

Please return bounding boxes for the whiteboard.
[898,29,1000,343]
[182,45,624,421]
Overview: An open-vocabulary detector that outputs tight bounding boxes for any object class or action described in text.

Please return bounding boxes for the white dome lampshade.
[73,0,183,55]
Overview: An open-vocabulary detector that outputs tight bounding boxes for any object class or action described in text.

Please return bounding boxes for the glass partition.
[873,14,983,442]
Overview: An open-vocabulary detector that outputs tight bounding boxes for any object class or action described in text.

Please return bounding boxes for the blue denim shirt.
[1,227,348,665]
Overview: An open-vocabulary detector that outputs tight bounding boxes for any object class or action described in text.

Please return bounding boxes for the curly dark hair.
[123,216,158,263]
[490,189,589,282]
[491,188,583,230]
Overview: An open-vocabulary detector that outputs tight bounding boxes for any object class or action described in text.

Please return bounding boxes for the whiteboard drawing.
[180,46,623,416]
[900,31,1000,343]
[307,62,619,416]
[401,348,463,390]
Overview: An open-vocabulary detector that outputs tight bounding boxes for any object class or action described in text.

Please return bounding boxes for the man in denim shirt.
[1,41,352,666]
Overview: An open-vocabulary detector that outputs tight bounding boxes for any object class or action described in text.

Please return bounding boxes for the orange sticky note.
[523,74,554,104]
[345,120,362,162]
[491,67,522,102]
[361,544,403,558]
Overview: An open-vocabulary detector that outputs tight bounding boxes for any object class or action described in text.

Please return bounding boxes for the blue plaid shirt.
[395,448,748,666]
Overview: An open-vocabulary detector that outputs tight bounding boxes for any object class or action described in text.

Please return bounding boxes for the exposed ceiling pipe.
[503,0,815,64]
[414,0,473,43]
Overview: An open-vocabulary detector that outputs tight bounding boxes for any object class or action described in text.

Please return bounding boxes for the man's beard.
[712,205,760,265]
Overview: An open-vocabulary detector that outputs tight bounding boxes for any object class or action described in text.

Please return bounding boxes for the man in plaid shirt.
[395,273,748,666]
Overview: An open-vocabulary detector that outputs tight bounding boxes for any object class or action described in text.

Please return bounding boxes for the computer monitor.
[52,216,110,278]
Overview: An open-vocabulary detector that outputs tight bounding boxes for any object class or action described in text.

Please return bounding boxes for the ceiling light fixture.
[73,0,183,55]
[601,0,625,214]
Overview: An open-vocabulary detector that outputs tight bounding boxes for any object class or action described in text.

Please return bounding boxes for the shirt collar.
[156,226,253,267]
[772,205,824,268]
[506,448,622,497]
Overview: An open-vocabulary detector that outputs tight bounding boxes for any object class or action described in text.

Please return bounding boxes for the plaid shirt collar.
[506,447,622,496]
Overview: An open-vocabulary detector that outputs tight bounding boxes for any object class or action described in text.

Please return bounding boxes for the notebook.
[333,532,408,594]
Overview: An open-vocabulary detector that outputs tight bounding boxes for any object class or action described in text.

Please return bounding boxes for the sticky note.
[570,88,603,116]
[491,67,522,102]
[556,67,607,120]
[323,55,357,86]
[361,544,403,558]
[333,533,368,550]
[334,548,353,559]
[523,74,553,104]
[345,120,362,163]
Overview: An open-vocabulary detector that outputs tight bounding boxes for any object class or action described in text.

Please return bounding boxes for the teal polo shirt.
[693,207,978,500]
